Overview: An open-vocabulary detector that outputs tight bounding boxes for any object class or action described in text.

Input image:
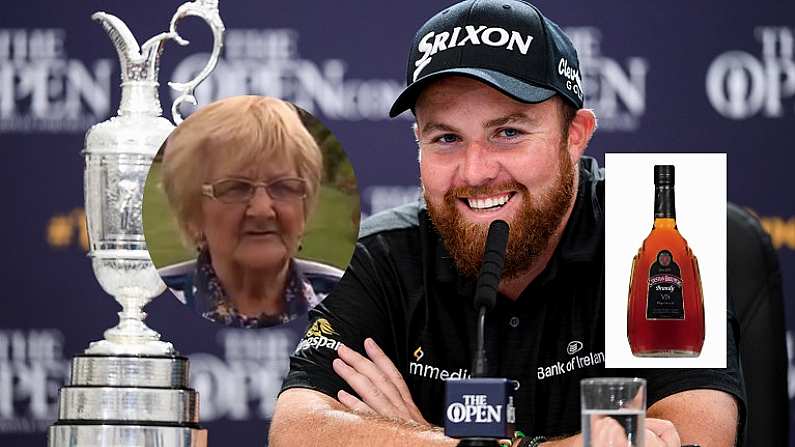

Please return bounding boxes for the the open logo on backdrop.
[171,28,405,121]
[707,27,795,119]
[0,29,112,133]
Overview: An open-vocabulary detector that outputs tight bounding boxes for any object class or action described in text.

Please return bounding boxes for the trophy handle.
[164,0,226,124]
[92,12,143,67]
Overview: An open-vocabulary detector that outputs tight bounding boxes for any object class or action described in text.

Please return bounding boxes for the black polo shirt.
[281,157,745,438]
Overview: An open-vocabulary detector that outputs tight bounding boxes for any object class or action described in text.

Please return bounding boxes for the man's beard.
[425,147,576,280]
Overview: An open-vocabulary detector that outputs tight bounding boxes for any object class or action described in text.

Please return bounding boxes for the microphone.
[473,220,509,377]
[445,220,514,446]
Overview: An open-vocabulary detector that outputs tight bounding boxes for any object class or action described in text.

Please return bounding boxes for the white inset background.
[604,153,727,368]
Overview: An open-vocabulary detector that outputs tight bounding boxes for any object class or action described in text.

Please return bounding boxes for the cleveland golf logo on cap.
[413,25,535,81]
[558,57,584,101]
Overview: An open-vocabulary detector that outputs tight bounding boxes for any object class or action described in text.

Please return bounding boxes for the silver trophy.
[48,1,224,446]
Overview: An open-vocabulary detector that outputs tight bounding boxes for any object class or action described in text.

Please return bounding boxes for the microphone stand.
[459,220,509,447]
[474,306,488,377]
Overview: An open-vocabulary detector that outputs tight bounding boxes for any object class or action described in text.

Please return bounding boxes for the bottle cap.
[654,165,675,186]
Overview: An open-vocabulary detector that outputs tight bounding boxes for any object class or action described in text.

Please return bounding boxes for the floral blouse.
[193,249,323,328]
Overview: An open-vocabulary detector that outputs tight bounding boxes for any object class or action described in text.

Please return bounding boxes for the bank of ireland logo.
[413,346,424,361]
[306,318,336,337]
[566,340,584,355]
[707,27,795,119]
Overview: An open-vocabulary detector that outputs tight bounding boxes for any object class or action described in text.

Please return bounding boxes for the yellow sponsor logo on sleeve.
[306,318,336,338]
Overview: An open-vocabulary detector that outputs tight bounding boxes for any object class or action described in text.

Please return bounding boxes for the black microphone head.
[486,220,509,246]
[474,220,510,311]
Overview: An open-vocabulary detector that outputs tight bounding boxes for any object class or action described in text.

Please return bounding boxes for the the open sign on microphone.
[444,378,515,438]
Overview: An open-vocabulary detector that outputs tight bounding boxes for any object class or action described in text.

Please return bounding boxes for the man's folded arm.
[646,389,739,446]
[269,388,457,447]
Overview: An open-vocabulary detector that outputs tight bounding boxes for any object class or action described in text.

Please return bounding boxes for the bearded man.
[270,1,744,446]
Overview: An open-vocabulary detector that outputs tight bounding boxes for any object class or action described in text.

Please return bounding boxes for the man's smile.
[462,191,517,211]
[454,189,522,222]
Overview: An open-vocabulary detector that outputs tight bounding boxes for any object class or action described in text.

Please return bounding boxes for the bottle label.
[646,250,684,319]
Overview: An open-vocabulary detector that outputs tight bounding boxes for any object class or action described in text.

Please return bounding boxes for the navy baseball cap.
[389,0,584,118]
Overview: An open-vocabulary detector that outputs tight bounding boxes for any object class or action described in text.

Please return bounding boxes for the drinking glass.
[581,377,646,447]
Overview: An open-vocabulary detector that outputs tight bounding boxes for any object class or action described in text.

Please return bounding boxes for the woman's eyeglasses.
[201,178,308,204]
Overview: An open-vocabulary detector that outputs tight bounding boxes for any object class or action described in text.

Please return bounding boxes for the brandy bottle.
[627,165,704,357]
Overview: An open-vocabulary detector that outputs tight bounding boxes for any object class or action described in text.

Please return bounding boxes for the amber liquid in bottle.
[627,165,704,357]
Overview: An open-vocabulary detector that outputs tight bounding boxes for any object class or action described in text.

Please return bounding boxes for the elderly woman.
[158,96,342,328]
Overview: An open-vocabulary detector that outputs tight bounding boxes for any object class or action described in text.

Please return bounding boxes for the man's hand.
[643,418,681,446]
[550,417,681,447]
[332,338,430,426]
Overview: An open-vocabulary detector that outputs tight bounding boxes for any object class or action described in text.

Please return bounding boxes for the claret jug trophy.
[48,1,224,445]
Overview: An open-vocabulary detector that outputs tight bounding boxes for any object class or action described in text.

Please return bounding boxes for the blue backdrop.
[0,1,793,446]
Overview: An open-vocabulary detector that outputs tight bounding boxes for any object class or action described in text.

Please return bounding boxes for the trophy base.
[59,386,198,423]
[70,354,189,388]
[48,424,207,447]
[49,354,204,447]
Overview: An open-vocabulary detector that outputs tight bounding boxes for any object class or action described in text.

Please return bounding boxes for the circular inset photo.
[143,96,359,329]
